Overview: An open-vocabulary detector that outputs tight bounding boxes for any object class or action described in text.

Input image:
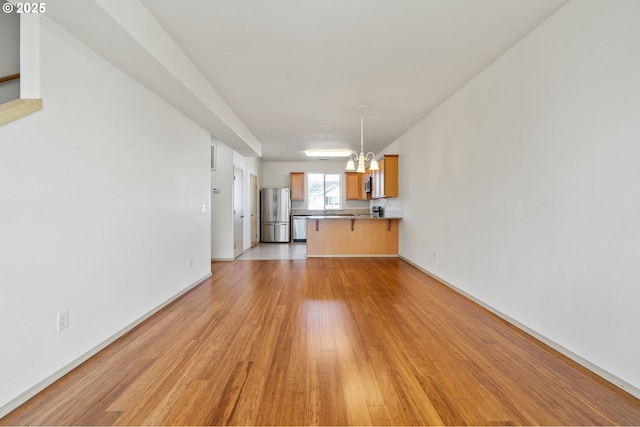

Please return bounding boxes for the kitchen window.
[307,173,341,210]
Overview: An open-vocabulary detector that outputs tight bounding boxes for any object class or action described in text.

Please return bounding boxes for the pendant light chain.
[346,105,379,173]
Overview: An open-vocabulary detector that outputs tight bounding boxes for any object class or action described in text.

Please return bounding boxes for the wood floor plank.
[2,258,640,426]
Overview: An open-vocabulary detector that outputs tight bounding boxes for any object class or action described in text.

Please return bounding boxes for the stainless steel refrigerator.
[261,188,291,242]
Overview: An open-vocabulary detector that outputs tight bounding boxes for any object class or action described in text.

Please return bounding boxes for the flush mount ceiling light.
[346,105,379,173]
[304,150,352,157]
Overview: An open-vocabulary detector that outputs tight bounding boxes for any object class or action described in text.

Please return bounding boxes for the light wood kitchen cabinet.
[290,172,305,201]
[345,172,367,200]
[372,154,398,199]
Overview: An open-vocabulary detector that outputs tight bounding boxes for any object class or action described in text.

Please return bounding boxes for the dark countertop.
[306,215,402,220]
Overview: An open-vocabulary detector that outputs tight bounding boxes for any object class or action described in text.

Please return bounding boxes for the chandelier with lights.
[346,105,379,173]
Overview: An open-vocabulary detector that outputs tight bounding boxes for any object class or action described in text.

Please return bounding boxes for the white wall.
[393,0,640,394]
[0,5,20,104]
[263,161,370,211]
[0,16,211,413]
[210,143,262,259]
[232,151,262,250]
[210,140,234,260]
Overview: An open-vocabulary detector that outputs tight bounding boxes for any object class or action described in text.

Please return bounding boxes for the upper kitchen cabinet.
[290,172,305,201]
[372,155,398,199]
[345,172,367,200]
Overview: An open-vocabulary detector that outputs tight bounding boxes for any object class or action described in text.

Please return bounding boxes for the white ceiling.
[48,0,568,161]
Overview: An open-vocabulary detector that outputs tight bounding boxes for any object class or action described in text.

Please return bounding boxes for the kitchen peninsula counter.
[305,215,403,220]
[306,216,401,257]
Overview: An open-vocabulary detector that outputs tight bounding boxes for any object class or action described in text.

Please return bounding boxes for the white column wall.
[210,140,234,260]
[232,151,262,251]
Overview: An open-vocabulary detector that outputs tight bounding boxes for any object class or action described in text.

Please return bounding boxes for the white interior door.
[233,166,244,258]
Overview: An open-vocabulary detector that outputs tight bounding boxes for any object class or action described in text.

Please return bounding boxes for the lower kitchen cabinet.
[306,217,400,256]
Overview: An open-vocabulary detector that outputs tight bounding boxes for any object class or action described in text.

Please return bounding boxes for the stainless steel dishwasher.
[292,216,307,242]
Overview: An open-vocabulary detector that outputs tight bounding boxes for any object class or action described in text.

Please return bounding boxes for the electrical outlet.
[189,257,193,267]
[57,310,69,331]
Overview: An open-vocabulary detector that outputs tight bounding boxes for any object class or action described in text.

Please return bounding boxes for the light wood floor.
[2,258,640,425]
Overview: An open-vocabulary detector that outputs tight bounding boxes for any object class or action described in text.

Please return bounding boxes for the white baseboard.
[0,272,212,419]
[399,256,640,400]
[211,257,234,261]
[306,254,399,258]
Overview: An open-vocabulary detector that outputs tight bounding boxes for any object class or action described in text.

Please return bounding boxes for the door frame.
[250,174,258,247]
[233,166,244,258]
